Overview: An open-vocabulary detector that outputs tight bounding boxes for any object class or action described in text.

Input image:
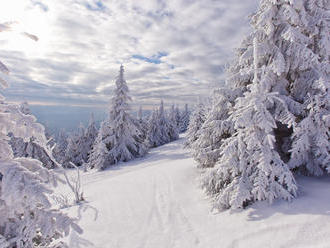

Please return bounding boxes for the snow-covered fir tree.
[0,25,81,247]
[147,101,179,148]
[185,100,207,148]
[53,128,68,164]
[89,65,148,170]
[174,105,181,129]
[203,38,298,209]
[201,0,330,209]
[136,106,148,143]
[62,114,98,168]
[168,104,180,141]
[157,100,170,143]
[9,101,57,169]
[146,108,162,148]
[178,103,190,133]
[64,123,86,167]
[83,113,98,161]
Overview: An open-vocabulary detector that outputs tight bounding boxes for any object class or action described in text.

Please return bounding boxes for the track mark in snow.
[135,171,200,248]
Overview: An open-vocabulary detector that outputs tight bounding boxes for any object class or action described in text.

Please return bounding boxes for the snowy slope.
[64,136,330,248]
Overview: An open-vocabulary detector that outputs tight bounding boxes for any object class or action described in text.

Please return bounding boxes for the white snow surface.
[63,135,330,248]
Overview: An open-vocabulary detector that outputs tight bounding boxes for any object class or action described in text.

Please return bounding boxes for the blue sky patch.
[85,0,106,11]
[132,52,168,64]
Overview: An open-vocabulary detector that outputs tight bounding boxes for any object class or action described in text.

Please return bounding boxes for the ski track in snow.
[63,135,330,248]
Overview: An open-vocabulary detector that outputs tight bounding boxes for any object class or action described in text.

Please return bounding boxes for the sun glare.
[0,0,50,57]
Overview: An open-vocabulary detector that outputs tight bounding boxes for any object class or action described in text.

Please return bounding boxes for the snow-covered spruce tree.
[178,103,190,133]
[53,129,68,164]
[202,37,298,209]
[157,100,171,144]
[64,123,85,167]
[84,113,98,161]
[191,89,238,168]
[168,104,180,141]
[136,106,148,143]
[63,115,98,168]
[184,100,207,148]
[146,109,162,148]
[288,0,330,175]
[200,0,330,209]
[9,102,57,169]
[146,101,177,148]
[224,0,329,166]
[0,25,81,247]
[88,121,108,170]
[174,105,181,129]
[89,65,148,170]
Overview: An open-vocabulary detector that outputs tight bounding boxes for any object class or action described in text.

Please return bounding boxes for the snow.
[64,135,330,248]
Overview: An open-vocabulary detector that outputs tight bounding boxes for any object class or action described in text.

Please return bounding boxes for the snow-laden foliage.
[0,27,82,247]
[83,114,98,161]
[184,100,206,149]
[178,104,190,133]
[288,0,330,175]
[203,62,298,209]
[199,0,330,209]
[174,106,181,130]
[289,83,330,175]
[147,101,179,148]
[192,89,238,168]
[89,65,148,170]
[64,115,98,168]
[64,124,86,167]
[168,104,180,141]
[53,129,68,164]
[135,106,148,145]
[9,102,57,169]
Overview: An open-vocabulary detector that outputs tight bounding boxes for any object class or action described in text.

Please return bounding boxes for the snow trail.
[65,136,330,248]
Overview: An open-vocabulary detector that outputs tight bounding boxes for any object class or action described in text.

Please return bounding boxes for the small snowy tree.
[63,115,98,168]
[178,104,190,133]
[89,65,148,170]
[0,25,81,247]
[146,109,163,148]
[168,104,180,141]
[146,101,178,148]
[64,124,85,167]
[174,106,181,129]
[156,100,171,143]
[83,113,98,162]
[136,106,148,144]
[53,129,68,164]
[88,122,111,170]
[185,100,206,148]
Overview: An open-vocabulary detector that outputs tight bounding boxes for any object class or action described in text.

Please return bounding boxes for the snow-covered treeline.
[188,0,330,210]
[51,66,191,171]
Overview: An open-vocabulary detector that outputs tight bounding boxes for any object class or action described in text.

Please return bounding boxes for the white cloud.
[0,0,258,110]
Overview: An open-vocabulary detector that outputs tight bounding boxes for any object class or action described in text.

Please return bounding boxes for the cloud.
[0,0,259,112]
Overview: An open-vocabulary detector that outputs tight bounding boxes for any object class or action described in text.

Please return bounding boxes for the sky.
[0,0,258,131]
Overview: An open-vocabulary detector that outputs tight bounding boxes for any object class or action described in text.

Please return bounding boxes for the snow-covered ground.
[63,136,330,248]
